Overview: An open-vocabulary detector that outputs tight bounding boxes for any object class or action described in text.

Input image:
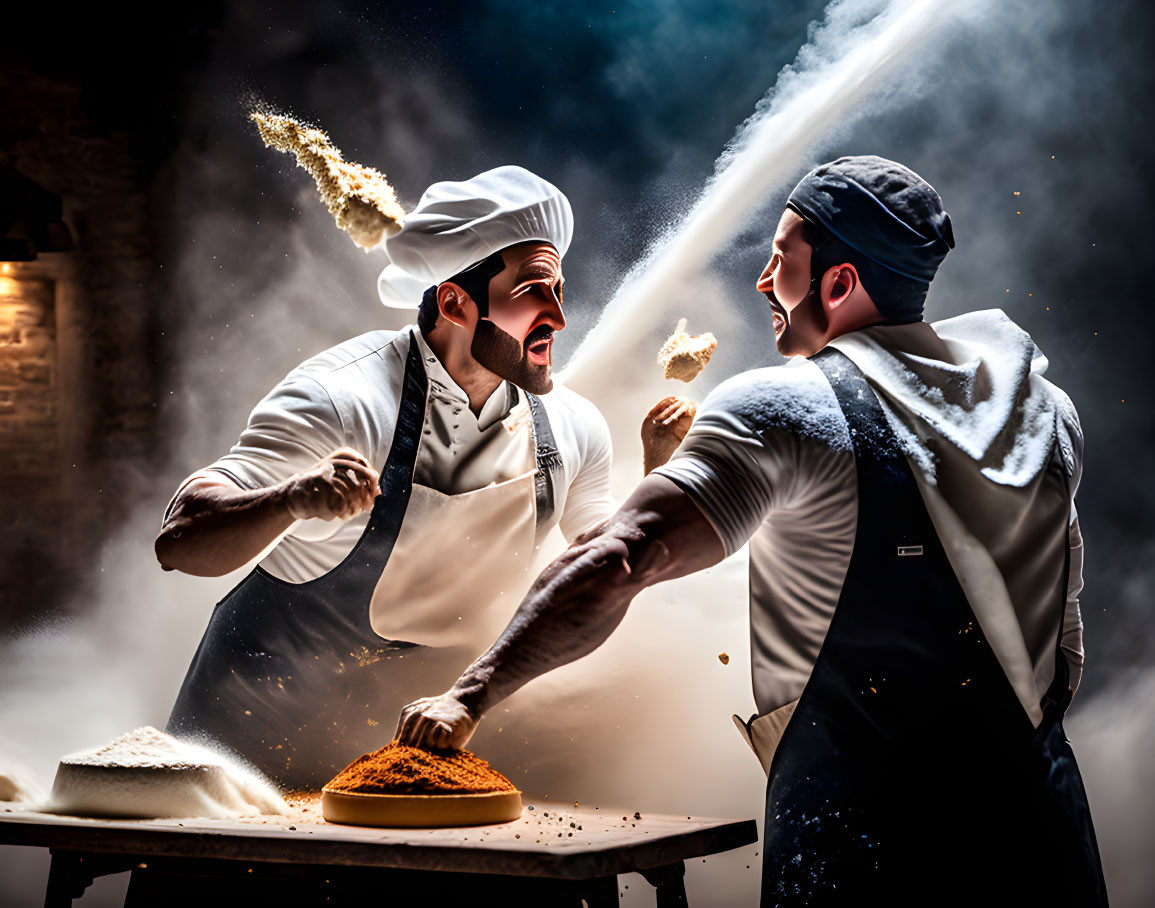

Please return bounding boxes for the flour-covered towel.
[833,308,1080,489]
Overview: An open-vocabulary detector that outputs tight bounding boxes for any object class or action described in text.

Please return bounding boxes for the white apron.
[369,462,539,649]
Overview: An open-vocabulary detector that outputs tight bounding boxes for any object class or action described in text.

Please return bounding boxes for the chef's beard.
[772,281,829,358]
[471,320,554,395]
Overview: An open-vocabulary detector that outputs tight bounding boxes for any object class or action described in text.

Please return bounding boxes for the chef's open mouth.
[768,297,786,335]
[526,330,554,366]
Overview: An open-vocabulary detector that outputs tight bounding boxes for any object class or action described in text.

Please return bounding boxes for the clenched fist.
[283,447,380,520]
[394,692,479,751]
[641,396,695,475]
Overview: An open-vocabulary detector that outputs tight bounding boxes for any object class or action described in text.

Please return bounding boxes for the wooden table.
[0,799,757,907]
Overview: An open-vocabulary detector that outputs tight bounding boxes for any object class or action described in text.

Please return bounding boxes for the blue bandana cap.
[786,155,955,284]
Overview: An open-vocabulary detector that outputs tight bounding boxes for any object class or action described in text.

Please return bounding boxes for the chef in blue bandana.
[396,156,1108,906]
[156,166,690,788]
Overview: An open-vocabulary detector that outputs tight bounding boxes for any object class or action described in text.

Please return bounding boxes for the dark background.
[2,1,1153,905]
[3,0,1152,695]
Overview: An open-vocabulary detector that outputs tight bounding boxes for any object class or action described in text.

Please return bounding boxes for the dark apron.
[759,349,1107,907]
[166,332,562,789]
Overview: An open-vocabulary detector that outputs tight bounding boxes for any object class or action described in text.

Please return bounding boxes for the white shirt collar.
[412,328,517,432]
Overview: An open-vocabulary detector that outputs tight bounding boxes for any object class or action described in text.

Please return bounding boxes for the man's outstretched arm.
[394,473,725,750]
[155,447,380,577]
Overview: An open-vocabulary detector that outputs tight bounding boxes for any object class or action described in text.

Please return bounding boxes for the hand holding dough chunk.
[657,318,718,382]
[642,395,696,475]
[284,447,381,521]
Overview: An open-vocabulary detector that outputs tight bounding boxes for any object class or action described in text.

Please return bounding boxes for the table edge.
[0,814,759,880]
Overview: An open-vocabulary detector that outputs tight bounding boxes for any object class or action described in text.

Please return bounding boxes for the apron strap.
[526,392,562,530]
[372,330,429,535]
[811,348,920,497]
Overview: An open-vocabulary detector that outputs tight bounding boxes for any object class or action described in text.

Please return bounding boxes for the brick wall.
[0,66,162,629]
[0,269,57,476]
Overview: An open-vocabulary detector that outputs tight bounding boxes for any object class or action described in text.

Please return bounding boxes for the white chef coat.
[169,327,613,582]
[655,310,1084,729]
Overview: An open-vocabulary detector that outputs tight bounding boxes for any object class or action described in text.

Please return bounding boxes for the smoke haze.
[2,0,1154,905]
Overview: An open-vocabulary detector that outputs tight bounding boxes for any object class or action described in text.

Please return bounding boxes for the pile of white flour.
[49,726,287,819]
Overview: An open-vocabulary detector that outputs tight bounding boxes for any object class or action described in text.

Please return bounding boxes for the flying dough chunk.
[657,318,718,382]
[251,111,406,250]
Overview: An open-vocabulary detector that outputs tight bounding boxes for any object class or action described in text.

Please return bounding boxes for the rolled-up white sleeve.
[652,364,849,557]
[207,374,348,491]
[652,409,776,557]
[558,405,614,542]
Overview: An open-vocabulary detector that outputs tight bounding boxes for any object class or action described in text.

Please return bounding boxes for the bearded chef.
[155,165,690,787]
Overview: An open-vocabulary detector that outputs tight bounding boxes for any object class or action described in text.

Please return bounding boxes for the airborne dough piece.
[251,111,406,250]
[657,318,718,382]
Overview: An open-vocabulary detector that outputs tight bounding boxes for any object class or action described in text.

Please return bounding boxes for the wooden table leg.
[44,851,140,908]
[44,851,94,908]
[641,861,688,908]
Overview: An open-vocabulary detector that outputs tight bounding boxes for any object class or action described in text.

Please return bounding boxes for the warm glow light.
[0,276,18,297]
[1,263,10,275]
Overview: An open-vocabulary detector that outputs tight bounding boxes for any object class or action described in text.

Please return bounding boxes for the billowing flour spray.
[561,0,964,496]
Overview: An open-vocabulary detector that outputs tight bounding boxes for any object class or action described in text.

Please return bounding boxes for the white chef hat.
[377,165,573,309]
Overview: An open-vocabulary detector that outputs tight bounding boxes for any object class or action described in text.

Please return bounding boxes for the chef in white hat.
[155,165,690,786]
